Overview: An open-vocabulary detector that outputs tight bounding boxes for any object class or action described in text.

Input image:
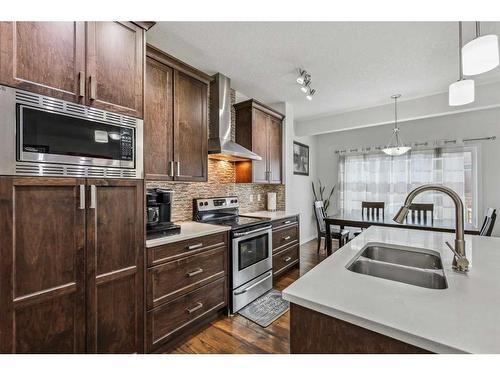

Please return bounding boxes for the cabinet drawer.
[147,277,226,352]
[147,231,228,266]
[272,215,298,229]
[272,224,298,252]
[273,244,299,276]
[146,246,226,309]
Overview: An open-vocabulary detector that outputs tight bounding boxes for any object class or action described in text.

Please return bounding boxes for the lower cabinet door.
[147,277,226,352]
[0,177,86,353]
[85,179,144,353]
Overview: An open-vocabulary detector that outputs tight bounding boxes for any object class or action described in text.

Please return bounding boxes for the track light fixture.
[295,68,317,101]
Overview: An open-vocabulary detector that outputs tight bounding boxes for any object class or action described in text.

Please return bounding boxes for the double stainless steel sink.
[347,244,448,289]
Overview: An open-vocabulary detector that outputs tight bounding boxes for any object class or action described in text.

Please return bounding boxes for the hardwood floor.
[168,238,338,354]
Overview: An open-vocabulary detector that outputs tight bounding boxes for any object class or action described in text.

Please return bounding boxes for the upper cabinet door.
[252,109,270,183]
[0,177,86,353]
[0,22,85,103]
[144,57,174,180]
[173,71,208,182]
[86,179,144,353]
[267,115,282,184]
[85,22,144,118]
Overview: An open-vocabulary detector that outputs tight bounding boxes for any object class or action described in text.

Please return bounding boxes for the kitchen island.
[283,226,500,354]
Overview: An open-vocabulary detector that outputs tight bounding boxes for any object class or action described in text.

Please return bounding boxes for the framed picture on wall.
[293,141,309,176]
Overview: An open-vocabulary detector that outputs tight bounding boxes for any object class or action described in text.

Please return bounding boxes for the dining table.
[324,211,480,255]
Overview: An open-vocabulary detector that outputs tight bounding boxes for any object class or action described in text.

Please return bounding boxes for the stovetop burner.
[193,196,270,230]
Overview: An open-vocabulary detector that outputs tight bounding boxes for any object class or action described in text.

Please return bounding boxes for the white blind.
[338,147,476,223]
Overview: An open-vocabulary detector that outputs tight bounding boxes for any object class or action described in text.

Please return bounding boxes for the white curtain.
[338,147,475,223]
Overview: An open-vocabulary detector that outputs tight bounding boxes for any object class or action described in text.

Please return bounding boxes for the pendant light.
[462,21,499,75]
[449,22,475,106]
[382,94,411,156]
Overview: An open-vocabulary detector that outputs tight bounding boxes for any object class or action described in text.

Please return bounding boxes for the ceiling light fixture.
[295,68,317,101]
[449,22,475,106]
[296,69,307,85]
[382,94,411,156]
[306,88,316,101]
[462,21,499,75]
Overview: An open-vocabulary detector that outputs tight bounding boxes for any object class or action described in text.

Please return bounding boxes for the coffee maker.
[146,188,181,239]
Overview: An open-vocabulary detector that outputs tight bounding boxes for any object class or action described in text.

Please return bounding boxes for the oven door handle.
[233,225,272,238]
[234,272,273,295]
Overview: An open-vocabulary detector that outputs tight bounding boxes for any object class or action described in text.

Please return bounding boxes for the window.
[338,146,478,225]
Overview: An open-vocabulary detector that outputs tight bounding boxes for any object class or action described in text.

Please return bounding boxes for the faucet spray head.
[393,205,410,224]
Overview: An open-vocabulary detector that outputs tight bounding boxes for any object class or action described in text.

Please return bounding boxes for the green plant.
[312,181,335,213]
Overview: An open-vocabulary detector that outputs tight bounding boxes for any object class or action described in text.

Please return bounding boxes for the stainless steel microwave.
[0,85,143,179]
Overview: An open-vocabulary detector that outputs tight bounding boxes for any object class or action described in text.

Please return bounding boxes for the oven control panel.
[194,196,239,211]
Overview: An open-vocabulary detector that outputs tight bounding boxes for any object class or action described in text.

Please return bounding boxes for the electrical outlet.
[250,194,254,202]
[257,194,261,202]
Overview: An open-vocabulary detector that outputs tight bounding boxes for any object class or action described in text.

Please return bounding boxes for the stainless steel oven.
[231,224,273,312]
[0,85,143,178]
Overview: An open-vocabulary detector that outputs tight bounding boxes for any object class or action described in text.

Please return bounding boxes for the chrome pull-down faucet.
[393,184,469,272]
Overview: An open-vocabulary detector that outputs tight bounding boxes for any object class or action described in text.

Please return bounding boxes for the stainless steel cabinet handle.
[186,302,203,314]
[79,185,85,210]
[176,161,180,177]
[283,256,292,263]
[283,236,291,241]
[89,75,96,100]
[78,71,85,98]
[186,268,203,277]
[234,272,272,295]
[283,220,292,225]
[169,161,174,177]
[89,185,97,209]
[187,243,203,251]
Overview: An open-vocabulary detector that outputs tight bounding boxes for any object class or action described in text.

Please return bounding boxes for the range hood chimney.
[208,73,262,161]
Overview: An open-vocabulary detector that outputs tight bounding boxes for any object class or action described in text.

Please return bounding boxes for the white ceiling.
[147,22,500,121]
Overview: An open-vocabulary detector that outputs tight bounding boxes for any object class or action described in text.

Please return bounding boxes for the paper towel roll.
[267,192,277,212]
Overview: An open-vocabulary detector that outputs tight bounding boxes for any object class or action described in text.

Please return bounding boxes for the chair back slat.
[362,201,385,219]
[408,203,434,225]
[314,200,327,233]
[479,208,496,236]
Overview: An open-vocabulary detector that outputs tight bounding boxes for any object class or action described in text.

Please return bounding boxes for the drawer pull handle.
[284,220,292,224]
[283,236,291,241]
[284,256,292,263]
[186,302,203,314]
[186,268,203,277]
[187,243,203,250]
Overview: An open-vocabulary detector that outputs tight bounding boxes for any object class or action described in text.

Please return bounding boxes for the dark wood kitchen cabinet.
[0,22,86,103]
[0,177,144,354]
[85,22,144,118]
[0,177,86,353]
[85,179,144,353]
[144,45,210,182]
[234,99,284,184]
[0,21,145,118]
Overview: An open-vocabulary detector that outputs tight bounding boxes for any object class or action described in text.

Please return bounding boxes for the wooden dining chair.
[361,201,385,219]
[479,208,496,236]
[314,201,349,253]
[353,201,386,237]
[407,203,434,225]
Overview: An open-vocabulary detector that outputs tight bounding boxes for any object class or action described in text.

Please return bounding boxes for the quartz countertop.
[242,210,299,220]
[282,226,500,354]
[146,221,230,248]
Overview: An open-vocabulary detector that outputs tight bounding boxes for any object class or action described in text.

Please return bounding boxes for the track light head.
[296,69,307,84]
[306,88,316,101]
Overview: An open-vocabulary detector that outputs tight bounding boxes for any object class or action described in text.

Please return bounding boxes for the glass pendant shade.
[382,146,411,156]
[462,34,499,75]
[449,79,475,106]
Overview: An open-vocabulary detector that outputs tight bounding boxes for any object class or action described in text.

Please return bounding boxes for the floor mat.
[238,289,290,328]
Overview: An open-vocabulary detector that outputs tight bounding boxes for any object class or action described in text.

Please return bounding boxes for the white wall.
[313,107,500,236]
[271,102,318,244]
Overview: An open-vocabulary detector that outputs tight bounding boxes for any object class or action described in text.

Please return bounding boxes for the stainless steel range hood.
[208,73,262,161]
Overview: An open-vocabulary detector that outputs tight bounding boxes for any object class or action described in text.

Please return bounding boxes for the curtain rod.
[334,136,496,155]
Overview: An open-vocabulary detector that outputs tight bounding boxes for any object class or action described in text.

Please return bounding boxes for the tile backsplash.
[146,159,285,222]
